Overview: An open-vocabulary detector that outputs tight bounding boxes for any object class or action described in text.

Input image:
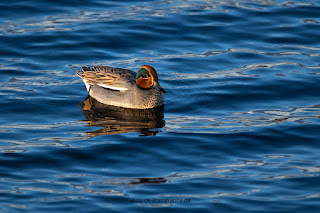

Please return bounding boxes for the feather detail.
[77,66,134,92]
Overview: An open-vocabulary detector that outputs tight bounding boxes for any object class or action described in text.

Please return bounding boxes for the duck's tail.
[76,70,84,77]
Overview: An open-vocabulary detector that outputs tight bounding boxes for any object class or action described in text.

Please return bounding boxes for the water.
[0,0,320,212]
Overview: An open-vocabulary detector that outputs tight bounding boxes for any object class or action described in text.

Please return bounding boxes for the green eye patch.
[136,68,150,79]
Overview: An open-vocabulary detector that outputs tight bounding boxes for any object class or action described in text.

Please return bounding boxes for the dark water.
[1,0,320,212]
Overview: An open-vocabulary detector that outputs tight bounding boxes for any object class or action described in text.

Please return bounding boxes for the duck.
[76,65,166,109]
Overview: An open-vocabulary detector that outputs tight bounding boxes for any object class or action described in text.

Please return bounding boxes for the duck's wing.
[77,66,136,91]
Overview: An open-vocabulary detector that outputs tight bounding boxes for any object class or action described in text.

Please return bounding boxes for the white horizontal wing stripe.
[97,83,128,91]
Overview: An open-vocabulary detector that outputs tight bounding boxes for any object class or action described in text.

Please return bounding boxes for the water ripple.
[165,103,320,134]
[0,0,317,35]
[0,121,83,130]
[172,61,320,80]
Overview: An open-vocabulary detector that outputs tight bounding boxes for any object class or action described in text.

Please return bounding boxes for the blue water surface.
[0,0,320,212]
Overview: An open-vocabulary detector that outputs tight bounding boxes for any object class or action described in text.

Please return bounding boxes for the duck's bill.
[153,82,166,93]
[159,86,167,93]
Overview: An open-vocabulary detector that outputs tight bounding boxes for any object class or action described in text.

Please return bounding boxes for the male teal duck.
[76,65,166,109]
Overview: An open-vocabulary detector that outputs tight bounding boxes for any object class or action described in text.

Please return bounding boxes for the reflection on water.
[3,155,318,204]
[0,0,303,35]
[1,0,315,36]
[171,61,320,80]
[80,96,165,136]
[165,103,320,134]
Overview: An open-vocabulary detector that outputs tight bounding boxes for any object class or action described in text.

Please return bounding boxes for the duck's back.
[81,66,137,78]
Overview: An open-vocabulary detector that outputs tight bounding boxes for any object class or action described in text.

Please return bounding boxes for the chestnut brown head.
[135,65,166,93]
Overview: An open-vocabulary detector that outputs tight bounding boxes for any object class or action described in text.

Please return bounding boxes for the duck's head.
[136,65,166,93]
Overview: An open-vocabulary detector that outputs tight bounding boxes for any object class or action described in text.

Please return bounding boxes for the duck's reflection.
[80,96,165,136]
[129,177,167,185]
